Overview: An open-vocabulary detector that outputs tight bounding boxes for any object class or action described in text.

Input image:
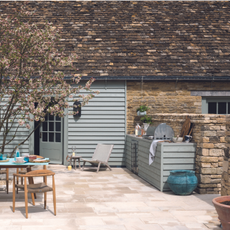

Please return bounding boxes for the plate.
[0,159,9,162]
[30,159,50,163]
[33,159,46,162]
[12,161,26,164]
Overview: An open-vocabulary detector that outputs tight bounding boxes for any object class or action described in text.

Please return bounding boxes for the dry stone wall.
[221,116,230,195]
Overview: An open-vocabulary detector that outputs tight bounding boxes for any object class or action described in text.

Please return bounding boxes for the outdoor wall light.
[73,101,81,117]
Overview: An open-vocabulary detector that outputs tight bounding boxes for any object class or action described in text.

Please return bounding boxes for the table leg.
[43,165,47,209]
[6,168,9,194]
[74,159,76,170]
[78,158,81,170]
[69,157,72,168]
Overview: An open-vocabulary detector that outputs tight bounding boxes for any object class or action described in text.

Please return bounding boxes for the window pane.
[208,102,216,114]
[228,103,230,114]
[56,133,61,142]
[49,133,54,142]
[56,122,61,131]
[56,116,61,121]
[42,122,47,131]
[42,133,47,142]
[218,102,226,114]
[45,114,48,121]
[49,122,54,131]
[49,114,54,121]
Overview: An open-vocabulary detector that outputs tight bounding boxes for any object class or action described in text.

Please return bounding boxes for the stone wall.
[221,116,230,195]
[133,113,227,194]
[126,81,230,194]
[127,81,230,135]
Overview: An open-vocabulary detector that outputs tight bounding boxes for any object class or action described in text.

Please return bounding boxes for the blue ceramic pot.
[167,170,198,195]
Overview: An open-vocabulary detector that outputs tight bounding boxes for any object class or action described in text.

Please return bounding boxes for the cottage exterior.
[1,1,230,193]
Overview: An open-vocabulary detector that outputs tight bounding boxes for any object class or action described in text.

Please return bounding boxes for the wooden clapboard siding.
[67,80,126,166]
[0,98,30,155]
[125,135,132,171]
[125,135,196,191]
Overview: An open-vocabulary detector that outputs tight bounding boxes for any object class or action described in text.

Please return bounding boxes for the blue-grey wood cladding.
[68,80,126,166]
[0,98,30,155]
[125,135,196,191]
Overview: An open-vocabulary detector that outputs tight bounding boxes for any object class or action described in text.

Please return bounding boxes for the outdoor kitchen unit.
[125,123,196,192]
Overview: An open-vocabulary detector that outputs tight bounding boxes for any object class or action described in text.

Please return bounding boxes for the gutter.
[64,76,230,81]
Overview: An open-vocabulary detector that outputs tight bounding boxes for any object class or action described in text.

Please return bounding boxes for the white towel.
[149,140,163,165]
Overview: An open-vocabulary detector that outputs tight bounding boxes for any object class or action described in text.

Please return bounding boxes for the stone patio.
[0,165,222,230]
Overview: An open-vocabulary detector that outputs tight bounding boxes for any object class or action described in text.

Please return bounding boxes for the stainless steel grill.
[144,123,174,140]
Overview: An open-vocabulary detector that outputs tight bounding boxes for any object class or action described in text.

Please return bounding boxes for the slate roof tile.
[1,1,230,78]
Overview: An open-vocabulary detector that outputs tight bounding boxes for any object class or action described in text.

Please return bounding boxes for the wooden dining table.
[0,158,49,195]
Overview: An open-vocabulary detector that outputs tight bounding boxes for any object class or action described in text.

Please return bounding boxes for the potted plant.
[140,115,152,134]
[136,105,150,116]
[212,196,230,230]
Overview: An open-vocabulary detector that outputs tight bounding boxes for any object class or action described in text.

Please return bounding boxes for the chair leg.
[21,176,23,186]
[81,161,86,171]
[44,193,47,210]
[6,168,9,194]
[52,175,56,216]
[31,193,35,206]
[106,164,112,171]
[13,176,15,212]
[44,176,47,209]
[96,162,101,173]
[24,180,28,219]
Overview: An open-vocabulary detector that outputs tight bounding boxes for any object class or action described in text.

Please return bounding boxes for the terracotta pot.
[212,196,230,230]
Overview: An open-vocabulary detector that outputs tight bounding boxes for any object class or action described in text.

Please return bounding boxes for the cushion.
[16,182,53,193]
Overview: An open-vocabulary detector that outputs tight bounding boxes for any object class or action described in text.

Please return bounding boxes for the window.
[202,97,230,114]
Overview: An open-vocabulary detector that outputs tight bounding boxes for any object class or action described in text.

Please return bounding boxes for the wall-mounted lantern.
[73,101,81,117]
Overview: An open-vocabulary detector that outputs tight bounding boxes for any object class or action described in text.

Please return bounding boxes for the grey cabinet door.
[40,114,63,164]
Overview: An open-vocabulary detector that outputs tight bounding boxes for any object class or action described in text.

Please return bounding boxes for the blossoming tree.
[0,5,98,156]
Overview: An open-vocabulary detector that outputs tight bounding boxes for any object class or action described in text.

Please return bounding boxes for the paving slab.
[0,165,221,230]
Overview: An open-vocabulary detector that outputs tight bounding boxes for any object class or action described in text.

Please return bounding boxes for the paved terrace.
[0,165,222,230]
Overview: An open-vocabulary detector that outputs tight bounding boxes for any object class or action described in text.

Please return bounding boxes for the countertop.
[126,134,195,145]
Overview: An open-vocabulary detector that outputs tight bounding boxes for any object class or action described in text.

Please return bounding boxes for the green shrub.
[140,115,152,124]
[136,105,150,112]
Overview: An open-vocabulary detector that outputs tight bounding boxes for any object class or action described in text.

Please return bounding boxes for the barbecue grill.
[143,123,174,140]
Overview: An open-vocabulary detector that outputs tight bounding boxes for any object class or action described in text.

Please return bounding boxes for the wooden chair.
[81,144,114,173]
[13,169,56,219]
[16,155,44,193]
[0,168,9,194]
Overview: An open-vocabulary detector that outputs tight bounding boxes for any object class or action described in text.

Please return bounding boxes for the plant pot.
[167,170,198,195]
[137,111,146,116]
[212,196,230,230]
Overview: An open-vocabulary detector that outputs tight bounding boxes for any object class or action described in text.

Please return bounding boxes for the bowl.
[172,137,183,143]
[16,157,24,163]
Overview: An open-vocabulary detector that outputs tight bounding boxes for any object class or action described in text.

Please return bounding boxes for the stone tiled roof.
[1,1,230,79]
